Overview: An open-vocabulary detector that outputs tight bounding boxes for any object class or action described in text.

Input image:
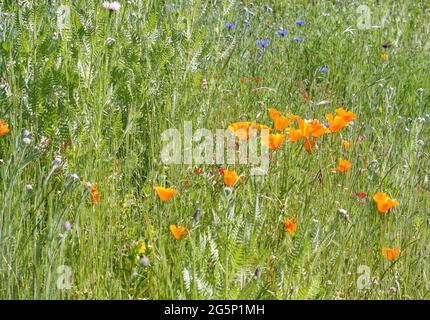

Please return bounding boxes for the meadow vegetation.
[0,0,429,299]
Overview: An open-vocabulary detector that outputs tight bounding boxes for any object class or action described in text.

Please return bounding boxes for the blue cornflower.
[277,28,289,36]
[257,40,270,48]
[295,20,305,26]
[323,122,330,128]
[319,66,329,73]
[227,22,236,29]
[293,36,304,42]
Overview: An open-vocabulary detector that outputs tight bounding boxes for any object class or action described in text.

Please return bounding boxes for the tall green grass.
[0,0,429,299]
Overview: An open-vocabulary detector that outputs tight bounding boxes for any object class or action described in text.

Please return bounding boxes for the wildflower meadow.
[0,0,430,300]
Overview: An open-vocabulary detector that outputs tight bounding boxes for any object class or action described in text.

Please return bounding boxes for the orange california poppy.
[258,124,272,133]
[297,118,312,137]
[170,224,189,240]
[0,119,10,137]
[283,218,297,235]
[373,192,399,214]
[338,159,352,173]
[326,113,348,133]
[286,117,328,143]
[274,115,290,131]
[286,127,304,142]
[228,121,259,141]
[268,108,282,121]
[382,247,400,261]
[303,137,318,153]
[335,108,356,122]
[307,120,329,138]
[91,185,100,204]
[223,169,240,186]
[263,133,286,150]
[298,118,326,138]
[293,119,328,154]
[154,186,177,202]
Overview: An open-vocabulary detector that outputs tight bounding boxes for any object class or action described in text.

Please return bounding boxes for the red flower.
[193,167,203,174]
[352,192,368,199]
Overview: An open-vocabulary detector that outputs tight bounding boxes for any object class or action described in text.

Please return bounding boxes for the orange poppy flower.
[373,192,399,214]
[297,118,312,137]
[307,120,329,138]
[303,137,318,153]
[154,186,177,202]
[274,115,290,131]
[298,118,327,138]
[336,108,356,122]
[0,119,10,137]
[228,121,249,140]
[326,113,348,133]
[338,159,352,173]
[263,133,286,150]
[382,247,400,261]
[228,121,259,140]
[286,127,304,142]
[223,169,240,186]
[286,118,328,143]
[258,124,272,132]
[170,224,189,240]
[268,108,282,121]
[91,185,100,204]
[274,114,297,129]
[283,218,297,235]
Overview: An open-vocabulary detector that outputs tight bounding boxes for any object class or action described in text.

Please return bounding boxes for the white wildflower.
[140,256,150,267]
[338,208,350,221]
[103,1,121,11]
[23,137,31,145]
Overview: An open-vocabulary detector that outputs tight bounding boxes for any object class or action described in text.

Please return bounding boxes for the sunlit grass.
[0,0,429,299]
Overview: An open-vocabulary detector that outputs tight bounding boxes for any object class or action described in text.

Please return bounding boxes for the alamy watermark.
[57,5,71,32]
[160,122,270,175]
[357,265,371,290]
[56,265,73,290]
